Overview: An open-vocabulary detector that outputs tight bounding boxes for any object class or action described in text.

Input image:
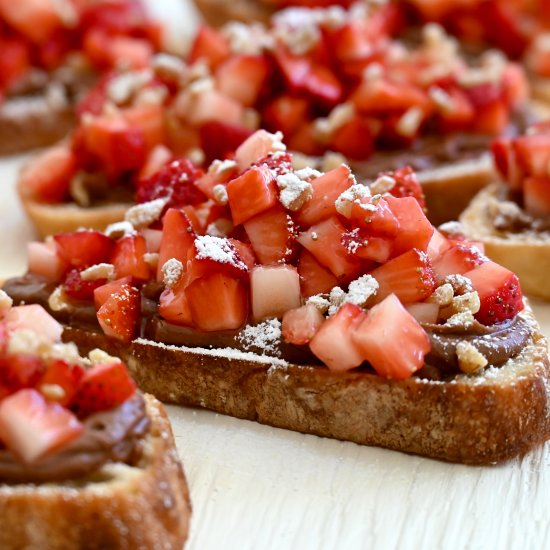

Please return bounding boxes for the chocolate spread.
[2,274,532,378]
[0,393,149,484]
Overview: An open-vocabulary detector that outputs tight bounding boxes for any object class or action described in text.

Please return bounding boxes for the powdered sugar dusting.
[276,172,313,211]
[194,236,247,270]
[237,319,282,356]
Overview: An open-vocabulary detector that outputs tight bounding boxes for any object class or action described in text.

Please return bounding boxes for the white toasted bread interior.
[0,394,191,550]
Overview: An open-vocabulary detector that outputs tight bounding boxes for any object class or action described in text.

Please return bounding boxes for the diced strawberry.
[304,63,343,107]
[139,144,173,180]
[185,273,248,331]
[523,177,550,217]
[405,302,439,325]
[107,36,153,70]
[252,151,293,175]
[141,228,163,254]
[470,99,509,135]
[136,158,206,209]
[122,103,165,152]
[426,229,451,262]
[111,235,150,282]
[94,276,133,309]
[0,354,45,391]
[38,359,85,407]
[297,217,361,281]
[329,115,375,160]
[54,230,114,270]
[243,205,296,265]
[297,249,338,298]
[501,63,529,107]
[234,130,286,171]
[273,44,311,92]
[309,303,366,372]
[188,26,230,69]
[63,269,107,302]
[226,165,278,225]
[18,144,77,203]
[228,239,256,269]
[434,86,475,132]
[352,294,430,379]
[465,261,524,325]
[250,265,301,322]
[371,248,436,303]
[342,230,393,263]
[432,243,487,282]
[199,121,253,165]
[281,304,325,346]
[3,305,63,344]
[295,165,353,226]
[385,166,425,208]
[287,121,325,156]
[512,134,550,179]
[0,389,83,464]
[216,54,269,107]
[385,195,434,256]
[27,241,68,282]
[0,0,63,44]
[159,276,193,327]
[347,195,400,237]
[72,362,136,417]
[263,95,310,137]
[176,88,244,127]
[0,36,30,89]
[96,284,140,342]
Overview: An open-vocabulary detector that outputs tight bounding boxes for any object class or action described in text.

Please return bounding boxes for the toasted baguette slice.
[460,183,550,300]
[0,394,191,550]
[57,304,550,465]
[193,0,271,26]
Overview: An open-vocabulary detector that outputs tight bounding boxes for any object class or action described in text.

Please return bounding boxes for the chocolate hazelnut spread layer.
[0,393,149,484]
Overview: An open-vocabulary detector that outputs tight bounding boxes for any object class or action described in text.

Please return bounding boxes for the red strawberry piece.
[38,359,85,408]
[199,121,253,165]
[352,294,430,380]
[405,302,439,325]
[0,389,83,464]
[243,205,296,265]
[371,248,436,303]
[262,95,310,137]
[253,152,294,175]
[72,362,136,418]
[329,115,375,160]
[156,208,196,281]
[304,63,343,107]
[309,303,366,372]
[426,229,451,263]
[287,121,325,157]
[19,144,77,203]
[523,177,550,217]
[297,249,338,298]
[122,103,165,152]
[347,195,400,237]
[96,283,141,342]
[465,261,524,325]
[435,86,475,133]
[470,99,509,135]
[111,234,150,282]
[385,195,434,256]
[228,239,256,269]
[0,36,30,89]
[385,166,425,208]
[282,304,325,346]
[136,158,206,210]
[491,137,523,190]
[0,354,45,392]
[295,164,353,226]
[273,44,311,91]
[188,26,230,69]
[512,133,550,180]
[94,277,133,309]
[297,217,361,281]
[432,243,487,282]
[342,229,393,263]
[215,54,270,107]
[0,0,63,44]
[226,165,278,225]
[159,276,193,327]
[63,269,107,302]
[139,144,173,180]
[75,74,111,119]
[54,230,114,269]
[185,273,248,331]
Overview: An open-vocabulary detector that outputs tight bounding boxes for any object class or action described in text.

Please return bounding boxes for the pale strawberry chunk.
[309,303,365,372]
[282,304,325,346]
[0,389,83,464]
[297,249,338,298]
[295,165,353,226]
[176,88,244,127]
[352,294,430,380]
[371,248,436,303]
[297,217,360,281]
[234,130,286,171]
[141,228,163,254]
[405,302,439,325]
[139,144,173,180]
[426,229,451,262]
[432,244,487,282]
[385,195,434,256]
[188,26,230,69]
[523,177,550,217]
[226,165,278,225]
[3,305,62,343]
[464,261,524,325]
[250,265,301,322]
[243,205,295,264]
[27,241,67,282]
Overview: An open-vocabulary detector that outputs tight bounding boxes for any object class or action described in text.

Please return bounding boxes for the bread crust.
[0,394,192,550]
[59,305,550,465]
[193,0,272,26]
[460,183,550,300]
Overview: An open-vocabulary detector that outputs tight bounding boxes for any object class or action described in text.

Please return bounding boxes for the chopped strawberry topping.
[54,231,114,270]
[385,167,426,208]
[282,304,325,346]
[96,283,140,342]
[63,269,107,302]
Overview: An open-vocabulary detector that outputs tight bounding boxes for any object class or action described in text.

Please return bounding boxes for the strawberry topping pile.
[0,295,136,465]
[23,2,529,207]
[0,0,162,98]
[24,130,526,381]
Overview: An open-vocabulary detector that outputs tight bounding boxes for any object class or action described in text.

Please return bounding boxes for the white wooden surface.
[1,2,549,548]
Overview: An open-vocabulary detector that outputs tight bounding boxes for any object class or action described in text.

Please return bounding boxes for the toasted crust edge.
[0,394,191,550]
[193,0,272,26]
[60,305,550,465]
[460,183,550,300]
